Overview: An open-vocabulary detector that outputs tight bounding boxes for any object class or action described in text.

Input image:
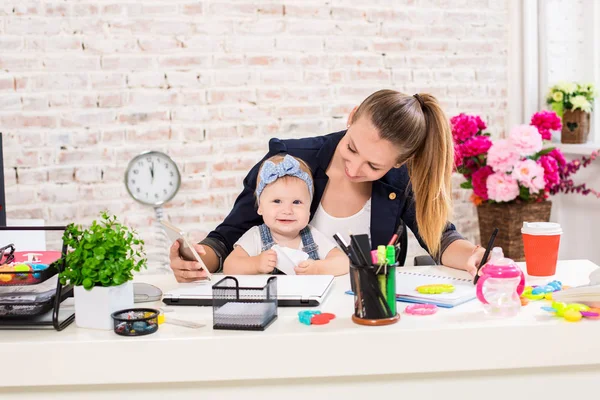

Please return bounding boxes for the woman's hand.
[169,240,210,283]
[466,245,487,277]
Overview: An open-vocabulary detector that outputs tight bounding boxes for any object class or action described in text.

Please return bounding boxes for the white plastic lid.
[521,221,562,236]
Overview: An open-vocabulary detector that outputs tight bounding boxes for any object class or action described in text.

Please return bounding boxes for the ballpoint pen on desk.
[473,227,499,285]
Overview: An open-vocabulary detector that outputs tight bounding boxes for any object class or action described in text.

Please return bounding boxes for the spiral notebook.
[395,266,476,308]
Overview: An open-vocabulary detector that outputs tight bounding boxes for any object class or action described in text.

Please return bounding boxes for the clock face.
[125,151,181,206]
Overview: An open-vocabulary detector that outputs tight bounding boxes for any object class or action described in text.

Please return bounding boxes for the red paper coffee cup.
[521,222,562,277]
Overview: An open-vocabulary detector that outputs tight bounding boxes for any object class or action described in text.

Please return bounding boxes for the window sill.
[551,142,600,156]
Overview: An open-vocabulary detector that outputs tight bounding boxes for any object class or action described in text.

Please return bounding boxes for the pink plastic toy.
[405,304,438,315]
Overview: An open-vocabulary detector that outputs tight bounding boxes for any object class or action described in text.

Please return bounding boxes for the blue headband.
[256,155,314,201]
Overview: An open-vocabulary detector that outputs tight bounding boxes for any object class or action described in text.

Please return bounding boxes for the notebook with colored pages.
[395,266,476,308]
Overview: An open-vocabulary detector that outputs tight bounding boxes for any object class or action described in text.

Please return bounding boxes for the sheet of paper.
[271,245,309,275]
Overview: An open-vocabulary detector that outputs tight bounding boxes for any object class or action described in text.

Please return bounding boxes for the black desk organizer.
[0,226,74,331]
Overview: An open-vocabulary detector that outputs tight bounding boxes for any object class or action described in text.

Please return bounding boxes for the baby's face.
[257,177,311,237]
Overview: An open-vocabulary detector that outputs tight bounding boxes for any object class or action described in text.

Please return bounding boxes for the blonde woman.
[170,89,486,282]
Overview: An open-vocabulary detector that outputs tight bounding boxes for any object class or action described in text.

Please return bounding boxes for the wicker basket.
[561,110,591,144]
[476,201,552,261]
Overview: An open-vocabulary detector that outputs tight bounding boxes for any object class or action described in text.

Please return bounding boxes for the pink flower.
[472,166,493,201]
[487,139,520,173]
[508,125,543,157]
[487,172,520,202]
[539,155,560,191]
[450,113,485,143]
[548,148,566,167]
[459,136,492,157]
[512,159,546,193]
[530,111,562,141]
[454,145,463,169]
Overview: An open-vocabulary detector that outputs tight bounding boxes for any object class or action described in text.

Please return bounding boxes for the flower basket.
[477,201,552,261]
[561,109,591,144]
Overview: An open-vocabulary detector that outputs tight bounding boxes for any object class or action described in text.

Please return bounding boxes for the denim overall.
[258,224,320,275]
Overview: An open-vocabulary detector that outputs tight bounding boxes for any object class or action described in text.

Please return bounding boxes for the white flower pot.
[74,281,134,330]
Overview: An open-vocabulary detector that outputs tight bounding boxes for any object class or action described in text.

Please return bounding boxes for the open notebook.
[395,266,476,308]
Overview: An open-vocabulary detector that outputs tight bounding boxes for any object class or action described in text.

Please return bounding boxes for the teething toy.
[405,304,438,315]
[416,284,455,295]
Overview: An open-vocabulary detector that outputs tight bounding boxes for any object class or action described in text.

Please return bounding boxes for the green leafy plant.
[58,212,146,290]
[546,81,596,117]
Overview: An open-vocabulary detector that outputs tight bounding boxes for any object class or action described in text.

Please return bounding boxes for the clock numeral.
[137,161,143,167]
[146,157,152,163]
[170,171,174,177]
[164,162,169,169]
[169,181,173,186]
[130,179,136,185]
[163,189,167,195]
[155,193,159,199]
[133,169,139,175]
[145,192,149,198]
[136,188,140,193]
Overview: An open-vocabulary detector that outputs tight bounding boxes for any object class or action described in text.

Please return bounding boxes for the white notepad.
[395,266,476,308]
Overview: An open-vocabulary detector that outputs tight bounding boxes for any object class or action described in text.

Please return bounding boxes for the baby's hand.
[256,250,277,274]
[295,259,319,275]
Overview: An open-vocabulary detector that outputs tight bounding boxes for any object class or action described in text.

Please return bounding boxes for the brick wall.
[0,0,509,270]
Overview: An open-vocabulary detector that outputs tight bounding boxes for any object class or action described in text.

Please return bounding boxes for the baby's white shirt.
[234,224,336,261]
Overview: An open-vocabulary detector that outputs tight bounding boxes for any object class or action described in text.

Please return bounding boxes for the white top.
[234,224,336,261]
[1,260,599,389]
[310,198,371,248]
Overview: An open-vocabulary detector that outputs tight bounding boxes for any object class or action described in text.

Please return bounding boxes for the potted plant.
[546,81,596,144]
[452,111,600,260]
[58,212,146,330]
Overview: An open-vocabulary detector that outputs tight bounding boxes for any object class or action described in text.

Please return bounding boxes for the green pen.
[385,245,397,315]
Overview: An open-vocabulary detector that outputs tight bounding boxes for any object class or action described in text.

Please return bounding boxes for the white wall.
[540,0,600,264]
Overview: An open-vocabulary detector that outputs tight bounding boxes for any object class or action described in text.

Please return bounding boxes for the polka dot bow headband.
[255,155,313,201]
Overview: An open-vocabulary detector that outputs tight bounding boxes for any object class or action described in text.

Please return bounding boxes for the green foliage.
[58,212,146,290]
[460,180,473,189]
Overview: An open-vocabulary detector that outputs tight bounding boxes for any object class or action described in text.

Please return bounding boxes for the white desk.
[2,260,600,400]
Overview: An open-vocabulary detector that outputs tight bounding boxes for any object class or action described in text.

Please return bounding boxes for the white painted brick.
[237,20,285,35]
[101,56,157,70]
[127,72,167,89]
[42,55,101,72]
[82,37,139,53]
[0,55,42,71]
[0,36,24,51]
[137,37,182,52]
[16,168,49,185]
[4,18,62,35]
[21,94,49,110]
[60,110,116,128]
[0,94,21,110]
[225,36,276,52]
[276,36,323,52]
[158,55,211,70]
[6,186,38,205]
[214,70,256,86]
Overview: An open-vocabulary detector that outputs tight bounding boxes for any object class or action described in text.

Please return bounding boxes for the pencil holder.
[212,276,278,331]
[349,264,400,326]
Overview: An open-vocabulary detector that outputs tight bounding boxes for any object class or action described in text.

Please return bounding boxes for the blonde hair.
[255,154,314,202]
[352,90,454,258]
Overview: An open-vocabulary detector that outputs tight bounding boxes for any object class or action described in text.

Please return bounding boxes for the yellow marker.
[416,284,455,295]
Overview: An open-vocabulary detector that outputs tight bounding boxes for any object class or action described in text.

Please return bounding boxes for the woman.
[170,89,486,282]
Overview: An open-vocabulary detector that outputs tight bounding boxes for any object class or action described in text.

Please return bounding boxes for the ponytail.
[407,93,454,258]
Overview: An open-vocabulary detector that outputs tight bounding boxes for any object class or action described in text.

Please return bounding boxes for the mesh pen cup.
[350,265,399,326]
[212,276,278,331]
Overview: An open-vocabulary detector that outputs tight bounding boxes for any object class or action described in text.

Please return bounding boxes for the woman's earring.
[346,124,350,128]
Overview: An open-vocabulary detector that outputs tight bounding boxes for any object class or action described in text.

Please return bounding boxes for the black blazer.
[202,130,463,269]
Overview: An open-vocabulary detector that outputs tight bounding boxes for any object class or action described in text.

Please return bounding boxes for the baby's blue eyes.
[272,199,302,204]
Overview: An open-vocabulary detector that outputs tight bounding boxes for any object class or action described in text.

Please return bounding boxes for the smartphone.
[160,219,212,281]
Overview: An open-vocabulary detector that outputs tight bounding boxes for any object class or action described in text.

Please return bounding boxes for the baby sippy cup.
[476,248,525,317]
